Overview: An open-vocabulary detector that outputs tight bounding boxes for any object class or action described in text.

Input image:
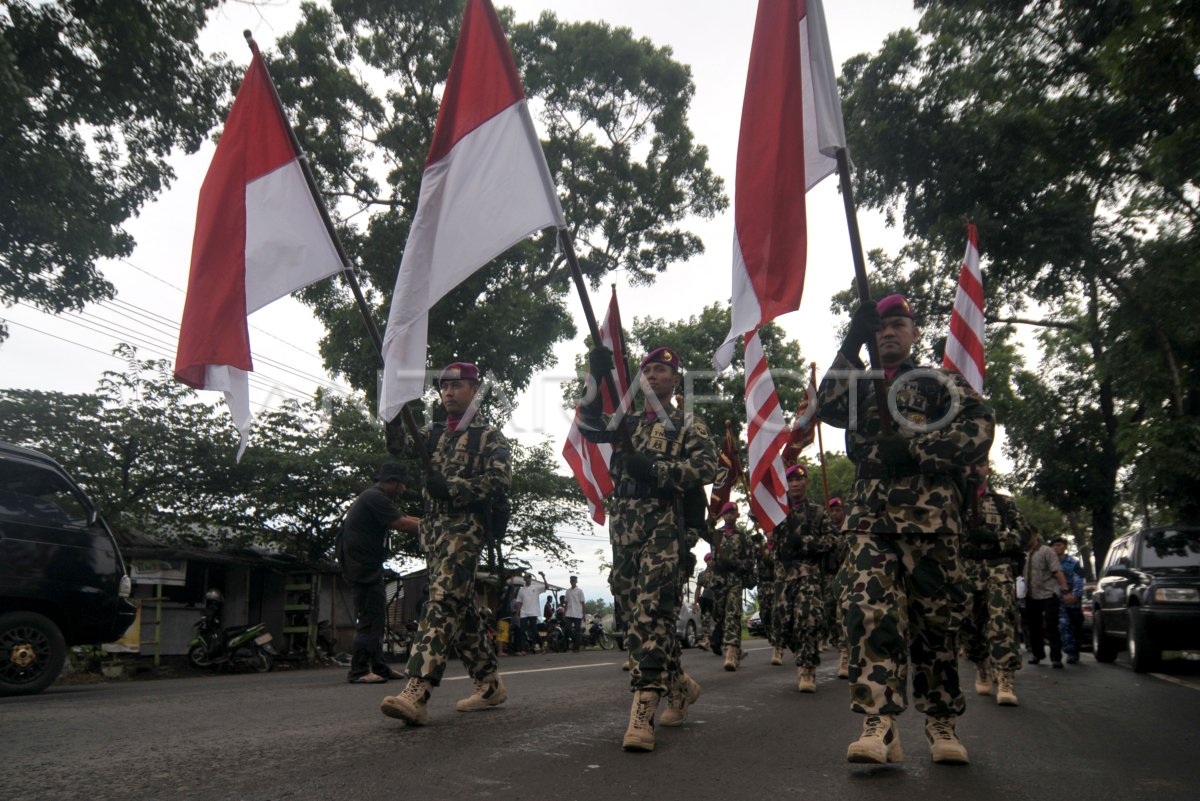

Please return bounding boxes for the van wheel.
[0,611,67,696]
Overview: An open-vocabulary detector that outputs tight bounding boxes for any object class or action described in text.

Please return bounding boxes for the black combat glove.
[840,301,881,360]
[425,472,453,501]
[873,435,913,467]
[588,345,615,378]
[623,452,658,482]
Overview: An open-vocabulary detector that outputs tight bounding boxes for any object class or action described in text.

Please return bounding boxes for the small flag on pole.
[379,0,565,423]
[781,372,818,467]
[943,223,985,394]
[708,422,744,519]
[175,49,344,458]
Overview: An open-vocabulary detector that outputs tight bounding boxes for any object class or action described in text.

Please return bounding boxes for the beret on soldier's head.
[785,463,808,479]
[703,553,713,562]
[640,346,682,373]
[827,497,844,508]
[719,501,738,517]
[876,294,914,320]
[437,361,481,385]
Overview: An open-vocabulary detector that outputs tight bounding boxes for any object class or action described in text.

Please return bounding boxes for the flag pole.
[244,32,431,471]
[833,147,894,435]
[811,362,830,502]
[559,229,635,450]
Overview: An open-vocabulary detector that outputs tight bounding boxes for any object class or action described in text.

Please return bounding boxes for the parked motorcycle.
[187,589,276,672]
[582,618,616,650]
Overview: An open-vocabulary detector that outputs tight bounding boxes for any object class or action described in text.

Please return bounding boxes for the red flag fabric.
[781,377,817,467]
[380,0,565,421]
[708,425,744,518]
[175,50,343,457]
[714,0,846,369]
[563,288,631,524]
[943,224,985,393]
[744,330,790,529]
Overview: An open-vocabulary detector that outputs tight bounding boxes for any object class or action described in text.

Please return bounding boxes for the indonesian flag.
[744,330,790,529]
[562,287,632,525]
[714,0,847,369]
[175,50,344,458]
[379,0,565,422]
[708,423,744,519]
[943,224,986,394]
[781,370,818,467]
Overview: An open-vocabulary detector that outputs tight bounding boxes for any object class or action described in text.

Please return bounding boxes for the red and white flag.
[714,0,846,369]
[379,0,565,422]
[781,371,818,467]
[943,224,985,394]
[562,288,631,525]
[744,330,790,529]
[175,50,344,458]
[708,424,744,519]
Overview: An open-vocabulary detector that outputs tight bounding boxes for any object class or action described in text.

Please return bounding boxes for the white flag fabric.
[379,0,565,422]
[943,224,986,394]
[714,0,847,370]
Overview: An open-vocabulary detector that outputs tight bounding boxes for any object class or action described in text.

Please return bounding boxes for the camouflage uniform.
[583,405,717,694]
[710,522,757,649]
[958,490,1033,673]
[773,499,836,667]
[695,565,720,645]
[756,539,779,646]
[404,419,511,686]
[829,526,853,651]
[817,353,994,717]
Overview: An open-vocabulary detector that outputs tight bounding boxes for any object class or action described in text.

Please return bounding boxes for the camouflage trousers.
[711,575,745,648]
[830,563,852,649]
[844,533,966,717]
[610,528,684,694]
[821,571,839,645]
[406,517,497,686]
[774,562,826,667]
[957,558,1021,672]
[758,580,776,646]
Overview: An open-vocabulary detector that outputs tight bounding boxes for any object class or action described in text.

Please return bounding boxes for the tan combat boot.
[925,715,969,764]
[995,669,1018,706]
[622,691,660,751]
[846,714,903,764]
[659,673,701,727]
[723,644,739,671]
[797,666,816,693]
[455,673,507,712]
[380,677,432,726]
[771,646,783,666]
[622,655,634,671]
[973,662,992,695]
[837,647,849,679]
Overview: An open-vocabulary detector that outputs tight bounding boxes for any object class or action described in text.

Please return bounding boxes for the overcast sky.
[3,1,949,603]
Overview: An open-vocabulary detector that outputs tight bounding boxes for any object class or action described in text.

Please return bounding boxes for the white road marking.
[1148,672,1200,691]
[442,662,617,681]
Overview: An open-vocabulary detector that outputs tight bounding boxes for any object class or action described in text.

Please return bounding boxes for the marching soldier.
[817,294,994,766]
[757,531,783,665]
[827,497,851,678]
[959,461,1033,706]
[694,553,718,651]
[380,362,512,726]
[580,345,717,752]
[709,502,757,671]
[771,464,836,691]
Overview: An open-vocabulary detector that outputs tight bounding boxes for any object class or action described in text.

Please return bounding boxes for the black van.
[0,442,136,695]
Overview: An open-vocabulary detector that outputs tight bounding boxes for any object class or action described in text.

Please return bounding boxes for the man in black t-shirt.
[338,462,419,683]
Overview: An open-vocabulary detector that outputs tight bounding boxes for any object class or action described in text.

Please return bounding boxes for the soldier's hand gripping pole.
[834,147,894,435]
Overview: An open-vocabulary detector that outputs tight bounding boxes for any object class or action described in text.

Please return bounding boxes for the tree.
[837,0,1200,566]
[264,1,726,409]
[0,0,237,340]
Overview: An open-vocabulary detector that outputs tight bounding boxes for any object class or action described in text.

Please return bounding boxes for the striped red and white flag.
[562,288,631,525]
[379,0,565,421]
[713,0,846,369]
[175,49,344,458]
[744,330,790,529]
[943,224,985,394]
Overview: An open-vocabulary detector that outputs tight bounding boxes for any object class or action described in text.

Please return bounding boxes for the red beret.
[877,294,914,320]
[437,362,480,385]
[640,346,682,372]
[827,497,844,508]
[785,463,808,479]
[719,502,738,516]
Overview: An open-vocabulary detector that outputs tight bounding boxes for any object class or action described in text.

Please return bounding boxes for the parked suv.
[1092,526,1200,672]
[0,443,135,695]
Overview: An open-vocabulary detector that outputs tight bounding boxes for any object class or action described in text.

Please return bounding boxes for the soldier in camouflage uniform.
[827,497,852,678]
[709,502,757,671]
[694,554,719,650]
[757,531,784,665]
[580,345,717,752]
[817,295,994,766]
[772,463,836,691]
[382,362,512,727]
[958,461,1032,706]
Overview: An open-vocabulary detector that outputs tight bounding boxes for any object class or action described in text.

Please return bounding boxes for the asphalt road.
[5,641,1200,801]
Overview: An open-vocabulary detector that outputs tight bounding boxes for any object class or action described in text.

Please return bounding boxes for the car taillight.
[1153,587,1199,603]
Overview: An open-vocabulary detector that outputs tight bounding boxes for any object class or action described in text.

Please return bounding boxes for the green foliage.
[266,1,726,411]
[0,0,237,340]
[584,597,612,620]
